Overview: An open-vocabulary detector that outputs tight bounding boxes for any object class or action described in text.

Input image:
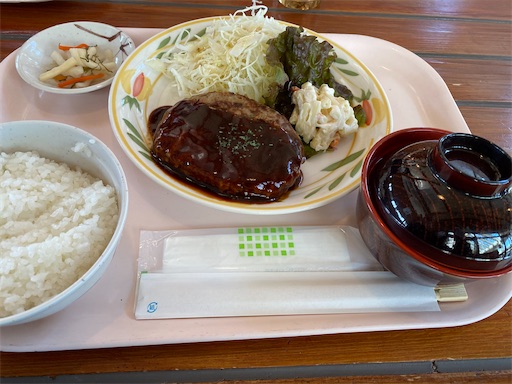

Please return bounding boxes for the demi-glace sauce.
[148,99,304,202]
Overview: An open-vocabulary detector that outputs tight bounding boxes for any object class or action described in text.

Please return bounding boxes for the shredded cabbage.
[147,3,288,105]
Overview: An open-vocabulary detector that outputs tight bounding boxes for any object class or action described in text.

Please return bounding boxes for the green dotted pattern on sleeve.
[238,227,295,257]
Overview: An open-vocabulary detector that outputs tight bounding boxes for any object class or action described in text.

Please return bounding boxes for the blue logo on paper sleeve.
[147,301,158,313]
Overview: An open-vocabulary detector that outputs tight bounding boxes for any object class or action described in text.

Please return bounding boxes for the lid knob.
[430,133,512,198]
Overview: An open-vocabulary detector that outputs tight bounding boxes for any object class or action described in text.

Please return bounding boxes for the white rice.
[0,151,119,318]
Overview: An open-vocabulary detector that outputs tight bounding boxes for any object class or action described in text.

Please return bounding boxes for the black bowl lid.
[371,132,512,272]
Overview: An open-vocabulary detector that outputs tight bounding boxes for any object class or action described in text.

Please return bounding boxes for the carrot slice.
[57,73,105,88]
[58,43,89,51]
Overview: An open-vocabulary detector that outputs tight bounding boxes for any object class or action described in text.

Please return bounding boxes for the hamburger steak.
[148,92,306,202]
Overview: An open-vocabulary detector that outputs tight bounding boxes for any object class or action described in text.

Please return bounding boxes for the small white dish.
[15,21,135,94]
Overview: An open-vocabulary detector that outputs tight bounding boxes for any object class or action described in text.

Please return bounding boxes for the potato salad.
[289,82,359,152]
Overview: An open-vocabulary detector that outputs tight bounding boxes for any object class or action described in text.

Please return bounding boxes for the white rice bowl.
[0,120,128,326]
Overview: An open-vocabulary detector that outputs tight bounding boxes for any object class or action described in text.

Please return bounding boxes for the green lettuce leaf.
[266,26,353,101]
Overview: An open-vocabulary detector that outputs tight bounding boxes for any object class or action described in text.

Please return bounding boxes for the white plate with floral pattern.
[108,17,392,215]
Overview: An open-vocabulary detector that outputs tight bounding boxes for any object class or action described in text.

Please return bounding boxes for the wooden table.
[1,1,511,382]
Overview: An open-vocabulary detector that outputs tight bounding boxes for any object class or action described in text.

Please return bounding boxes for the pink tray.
[1,29,510,352]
